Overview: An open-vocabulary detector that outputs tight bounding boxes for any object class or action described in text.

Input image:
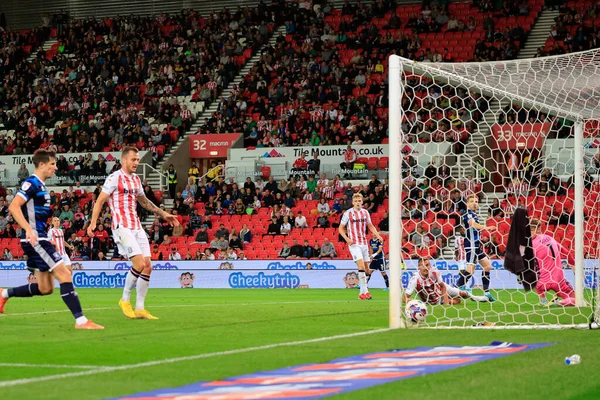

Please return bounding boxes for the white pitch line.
[0,327,392,388]
[0,363,115,369]
[0,299,387,318]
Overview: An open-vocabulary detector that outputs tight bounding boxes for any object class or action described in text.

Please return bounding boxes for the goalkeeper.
[530,219,576,306]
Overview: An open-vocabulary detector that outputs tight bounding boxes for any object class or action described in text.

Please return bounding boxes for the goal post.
[388,52,600,329]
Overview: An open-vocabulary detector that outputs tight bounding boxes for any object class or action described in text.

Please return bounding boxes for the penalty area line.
[0,327,392,388]
[0,363,115,369]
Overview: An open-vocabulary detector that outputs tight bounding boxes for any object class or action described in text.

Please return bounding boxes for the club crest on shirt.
[21,182,31,191]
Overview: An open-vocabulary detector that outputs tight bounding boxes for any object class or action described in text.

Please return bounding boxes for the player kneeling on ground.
[530,219,576,307]
[404,257,490,305]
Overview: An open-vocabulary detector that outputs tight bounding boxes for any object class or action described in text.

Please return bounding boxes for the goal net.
[387,51,600,329]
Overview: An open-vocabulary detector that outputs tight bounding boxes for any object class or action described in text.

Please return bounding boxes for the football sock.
[136,273,151,310]
[383,273,389,288]
[482,271,491,292]
[456,271,472,288]
[122,268,141,302]
[7,283,42,298]
[60,282,87,324]
[358,271,367,294]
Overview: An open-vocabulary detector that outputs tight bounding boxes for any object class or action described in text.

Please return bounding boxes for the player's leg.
[63,254,72,273]
[549,279,576,307]
[134,256,158,319]
[479,255,496,302]
[133,230,157,319]
[114,228,144,318]
[349,245,368,299]
[0,244,58,312]
[380,270,390,290]
[52,264,103,329]
[361,246,372,299]
[456,251,476,291]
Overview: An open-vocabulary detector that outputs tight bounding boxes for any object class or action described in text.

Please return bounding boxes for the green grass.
[0,289,599,399]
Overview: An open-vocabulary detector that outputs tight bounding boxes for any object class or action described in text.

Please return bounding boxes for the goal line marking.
[0,327,392,388]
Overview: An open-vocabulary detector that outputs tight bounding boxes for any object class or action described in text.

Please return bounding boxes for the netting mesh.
[395,54,600,328]
[412,49,600,121]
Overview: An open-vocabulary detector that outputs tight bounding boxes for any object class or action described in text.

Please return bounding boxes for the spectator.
[17,163,29,184]
[307,153,321,174]
[340,145,357,178]
[266,217,281,236]
[229,233,243,250]
[289,239,304,259]
[167,164,177,199]
[292,153,308,174]
[163,235,173,246]
[278,242,291,259]
[151,245,163,260]
[319,238,337,259]
[59,205,74,222]
[239,224,252,243]
[302,240,316,258]
[188,162,200,183]
[295,211,308,229]
[2,247,13,260]
[194,226,209,244]
[280,216,292,235]
[215,223,230,239]
[488,199,504,218]
[204,248,216,260]
[317,198,331,214]
[316,212,330,228]
[168,247,182,261]
[379,211,389,231]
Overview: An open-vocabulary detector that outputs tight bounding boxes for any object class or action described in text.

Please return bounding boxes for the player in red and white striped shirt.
[339,193,383,300]
[404,257,489,305]
[88,147,179,320]
[49,217,75,272]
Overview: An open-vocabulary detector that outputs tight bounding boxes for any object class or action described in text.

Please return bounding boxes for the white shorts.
[61,253,71,266]
[113,227,151,259]
[457,259,466,271]
[349,244,370,263]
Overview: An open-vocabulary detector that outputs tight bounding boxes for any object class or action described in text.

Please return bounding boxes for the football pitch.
[0,289,599,400]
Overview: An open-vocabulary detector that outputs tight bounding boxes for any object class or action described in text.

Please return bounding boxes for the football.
[405,300,428,323]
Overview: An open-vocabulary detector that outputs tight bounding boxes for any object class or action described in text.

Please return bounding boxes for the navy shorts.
[369,258,386,271]
[22,240,63,272]
[465,246,487,265]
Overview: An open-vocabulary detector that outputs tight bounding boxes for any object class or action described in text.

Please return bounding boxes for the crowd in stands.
[537,0,600,56]
[0,4,284,183]
[194,0,533,152]
[1,0,598,262]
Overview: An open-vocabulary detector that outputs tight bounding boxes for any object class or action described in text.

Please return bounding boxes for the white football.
[405,299,428,323]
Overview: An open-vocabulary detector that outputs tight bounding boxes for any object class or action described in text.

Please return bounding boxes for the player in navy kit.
[455,194,497,302]
[366,237,389,290]
[0,150,103,329]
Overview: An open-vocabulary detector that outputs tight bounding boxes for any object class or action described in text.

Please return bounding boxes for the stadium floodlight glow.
[388,50,600,329]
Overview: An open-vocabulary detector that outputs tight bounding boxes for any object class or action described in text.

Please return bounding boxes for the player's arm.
[440,282,450,306]
[8,195,38,245]
[404,276,416,303]
[49,230,58,248]
[137,194,180,226]
[88,191,110,235]
[338,212,353,244]
[468,218,495,231]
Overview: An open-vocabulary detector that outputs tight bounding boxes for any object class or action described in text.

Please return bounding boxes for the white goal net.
[387,50,600,329]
